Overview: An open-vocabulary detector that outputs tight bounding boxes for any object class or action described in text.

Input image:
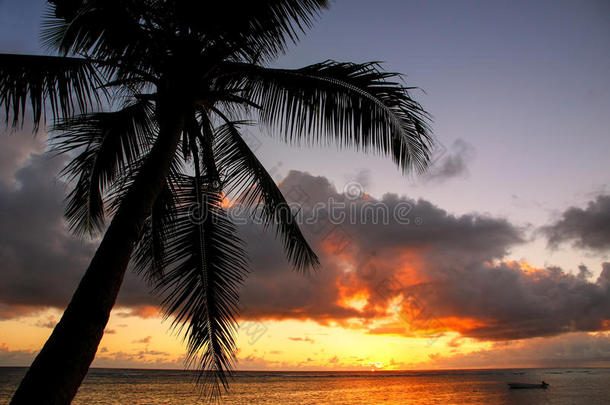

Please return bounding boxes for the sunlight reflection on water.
[1,368,609,404]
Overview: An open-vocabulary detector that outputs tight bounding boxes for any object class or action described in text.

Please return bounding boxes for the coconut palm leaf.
[171,0,329,63]
[0,53,105,129]
[52,99,156,236]
[132,179,177,281]
[7,2,434,403]
[43,1,148,61]
[43,0,329,79]
[229,60,433,173]
[152,175,248,399]
[215,121,319,272]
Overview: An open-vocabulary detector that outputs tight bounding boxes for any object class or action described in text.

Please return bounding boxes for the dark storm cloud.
[541,195,610,252]
[237,171,610,341]
[239,171,516,310]
[0,153,95,314]
[2,160,609,342]
[598,263,610,285]
[401,262,610,341]
[236,170,524,324]
[0,149,154,319]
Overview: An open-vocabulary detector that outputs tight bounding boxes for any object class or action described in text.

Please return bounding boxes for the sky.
[0,0,609,371]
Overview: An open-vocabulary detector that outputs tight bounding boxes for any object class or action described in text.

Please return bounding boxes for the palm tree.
[1,1,432,403]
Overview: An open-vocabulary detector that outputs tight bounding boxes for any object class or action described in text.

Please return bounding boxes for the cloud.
[0,303,45,320]
[386,261,610,341]
[0,343,37,366]
[424,332,610,369]
[34,315,57,329]
[578,264,593,280]
[288,337,316,344]
[0,153,97,316]
[541,195,610,252]
[598,263,610,284]
[1,152,608,345]
[0,129,46,187]
[115,306,160,319]
[92,349,179,369]
[0,148,157,320]
[132,336,152,345]
[236,171,610,341]
[420,139,475,183]
[237,170,524,325]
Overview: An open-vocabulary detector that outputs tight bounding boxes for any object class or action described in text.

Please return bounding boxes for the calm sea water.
[1,367,609,404]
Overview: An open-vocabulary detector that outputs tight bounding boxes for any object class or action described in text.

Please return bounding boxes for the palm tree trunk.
[10,99,186,405]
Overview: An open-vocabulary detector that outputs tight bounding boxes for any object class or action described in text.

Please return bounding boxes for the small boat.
[508,381,549,389]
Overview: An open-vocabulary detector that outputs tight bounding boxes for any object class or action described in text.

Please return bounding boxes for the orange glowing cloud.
[116,306,160,319]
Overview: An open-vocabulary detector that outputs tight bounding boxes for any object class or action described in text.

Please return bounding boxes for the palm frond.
[43,1,146,59]
[52,99,156,236]
[151,175,248,400]
[0,53,105,129]
[171,0,328,63]
[196,111,222,187]
[215,121,319,272]
[43,0,162,94]
[230,60,433,173]
[132,178,177,282]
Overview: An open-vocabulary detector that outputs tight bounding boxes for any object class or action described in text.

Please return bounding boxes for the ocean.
[1,367,609,404]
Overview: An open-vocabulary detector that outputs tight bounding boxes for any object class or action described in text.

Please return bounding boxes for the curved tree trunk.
[10,99,186,405]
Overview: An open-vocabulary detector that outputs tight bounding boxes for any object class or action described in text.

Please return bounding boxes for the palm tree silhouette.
[1,1,432,403]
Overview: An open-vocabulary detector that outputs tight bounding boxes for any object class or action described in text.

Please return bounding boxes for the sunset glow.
[1,1,609,404]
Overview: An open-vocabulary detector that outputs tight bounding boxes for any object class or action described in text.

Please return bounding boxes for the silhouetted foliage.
[1,0,432,401]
